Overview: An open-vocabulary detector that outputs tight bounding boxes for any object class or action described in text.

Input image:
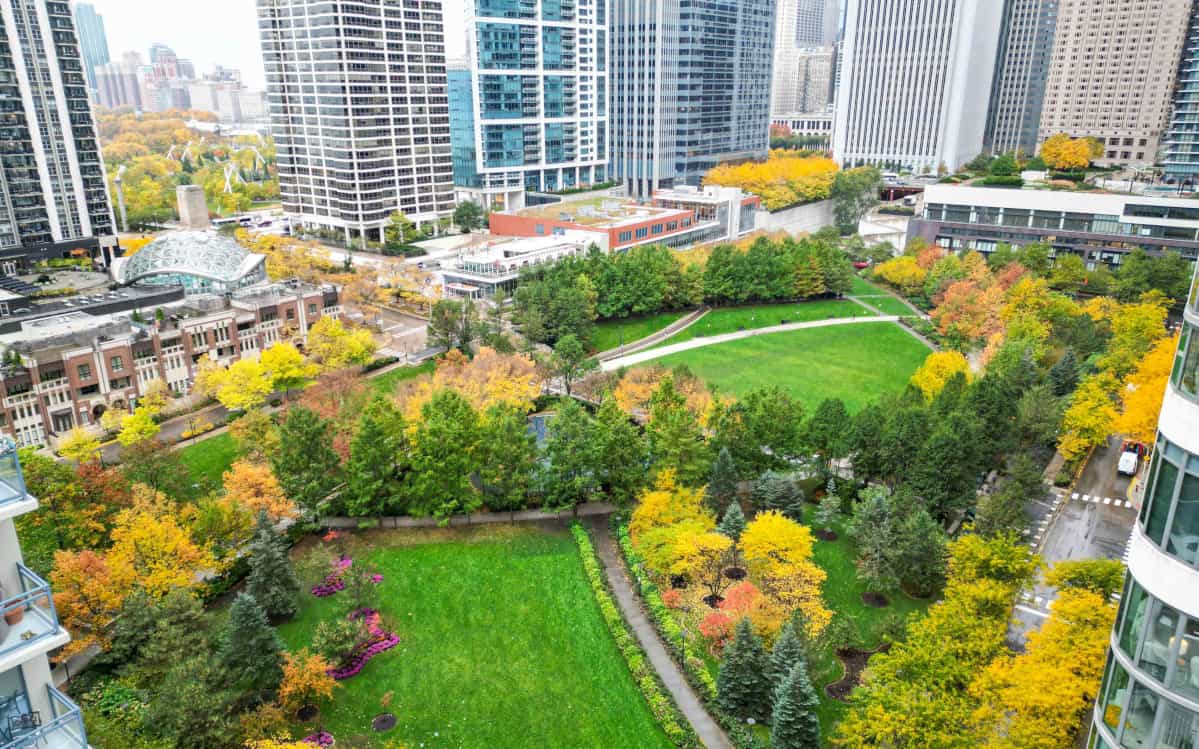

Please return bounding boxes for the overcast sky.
[83,0,473,87]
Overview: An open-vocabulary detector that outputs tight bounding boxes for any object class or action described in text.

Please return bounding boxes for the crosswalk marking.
[1073,492,1080,500]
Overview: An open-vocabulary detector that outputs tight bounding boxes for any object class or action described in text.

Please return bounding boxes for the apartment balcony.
[0,565,66,674]
[0,440,31,523]
[0,685,88,749]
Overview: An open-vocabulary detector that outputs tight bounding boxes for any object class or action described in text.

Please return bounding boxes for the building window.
[191,332,205,348]
[77,363,91,380]
[618,231,632,243]
[286,309,295,321]
[308,304,316,315]
[111,355,123,372]
[635,227,648,239]
[1138,435,1199,568]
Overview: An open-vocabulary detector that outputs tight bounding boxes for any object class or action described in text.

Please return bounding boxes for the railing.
[0,476,24,511]
[0,565,60,660]
[0,686,88,749]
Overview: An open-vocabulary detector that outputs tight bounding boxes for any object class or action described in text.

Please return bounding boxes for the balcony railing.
[0,686,88,749]
[0,565,60,660]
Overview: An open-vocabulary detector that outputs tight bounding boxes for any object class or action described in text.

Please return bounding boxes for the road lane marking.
[1015,604,1050,619]
[1073,493,1080,500]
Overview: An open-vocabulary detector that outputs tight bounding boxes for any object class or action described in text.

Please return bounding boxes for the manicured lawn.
[278,526,673,749]
[657,299,876,348]
[178,432,240,490]
[646,322,931,412]
[850,275,882,297]
[859,295,918,317]
[592,311,686,352]
[367,360,435,396]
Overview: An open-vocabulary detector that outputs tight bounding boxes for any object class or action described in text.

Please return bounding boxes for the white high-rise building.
[833,0,1004,173]
[448,0,609,211]
[0,0,117,269]
[0,440,91,747]
[257,0,455,245]
[1091,265,1199,748]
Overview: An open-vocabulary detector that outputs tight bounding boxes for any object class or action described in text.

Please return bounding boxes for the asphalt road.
[1009,436,1140,648]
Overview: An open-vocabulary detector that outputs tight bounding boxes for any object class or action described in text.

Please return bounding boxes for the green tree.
[806,397,851,475]
[705,446,740,514]
[710,386,805,476]
[848,404,888,482]
[1049,349,1080,397]
[1044,559,1125,602]
[407,390,481,520]
[769,619,807,690]
[594,398,649,504]
[717,617,772,722]
[118,587,206,684]
[384,211,416,248]
[345,398,406,518]
[989,153,1018,177]
[453,200,485,232]
[815,479,841,532]
[475,403,538,511]
[831,166,882,235]
[894,508,948,598]
[1049,253,1087,292]
[908,412,982,520]
[546,333,598,396]
[974,455,1048,538]
[751,471,805,521]
[647,376,709,485]
[847,486,899,594]
[542,399,600,511]
[1016,242,1052,277]
[271,406,341,518]
[246,511,300,621]
[147,656,239,749]
[719,502,747,541]
[770,660,822,749]
[219,592,283,694]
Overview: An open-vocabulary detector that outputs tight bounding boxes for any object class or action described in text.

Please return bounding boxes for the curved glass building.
[1091,266,1199,748]
[111,231,267,294]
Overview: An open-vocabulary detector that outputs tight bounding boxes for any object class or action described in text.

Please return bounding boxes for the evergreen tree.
[769,620,807,690]
[595,399,649,505]
[346,398,405,518]
[1050,349,1080,396]
[147,655,239,749]
[542,399,600,511]
[805,398,851,474]
[770,660,822,749]
[705,447,739,514]
[751,471,805,521]
[219,593,284,694]
[894,507,948,598]
[125,587,206,684]
[847,404,888,482]
[246,511,300,621]
[271,406,341,519]
[846,487,899,593]
[719,502,747,541]
[475,403,538,511]
[814,479,841,532]
[406,390,481,520]
[717,617,772,722]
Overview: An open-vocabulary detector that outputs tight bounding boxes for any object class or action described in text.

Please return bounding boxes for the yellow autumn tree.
[629,470,713,543]
[57,427,100,463]
[703,152,838,210]
[306,316,378,371]
[107,492,219,597]
[740,511,830,636]
[261,342,317,396]
[400,347,543,420]
[872,255,928,296]
[51,549,133,658]
[1040,133,1092,171]
[613,366,715,424]
[970,588,1115,748]
[223,459,296,521]
[1114,333,1178,444]
[116,406,161,447]
[910,351,972,400]
[196,356,273,412]
[277,648,340,712]
[1058,374,1119,462]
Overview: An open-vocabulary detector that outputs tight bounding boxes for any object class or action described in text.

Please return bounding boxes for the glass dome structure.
[113,231,268,294]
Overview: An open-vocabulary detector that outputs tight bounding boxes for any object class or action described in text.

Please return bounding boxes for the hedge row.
[570,524,700,749]
[614,523,765,749]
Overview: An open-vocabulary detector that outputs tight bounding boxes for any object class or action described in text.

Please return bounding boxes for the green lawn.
[367,360,435,396]
[592,311,686,352]
[177,432,240,490]
[850,275,882,296]
[857,295,918,317]
[646,322,931,412]
[657,300,875,348]
[278,526,673,749]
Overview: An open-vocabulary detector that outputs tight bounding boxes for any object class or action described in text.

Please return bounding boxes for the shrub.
[978,176,1024,188]
[1049,171,1086,183]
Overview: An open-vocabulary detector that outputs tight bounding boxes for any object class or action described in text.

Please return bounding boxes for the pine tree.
[770,660,822,749]
[246,511,300,621]
[595,399,649,505]
[769,620,807,690]
[717,617,772,722]
[705,447,739,514]
[220,593,284,694]
[271,406,341,519]
[346,398,405,518]
[719,502,747,541]
[752,472,805,521]
[893,508,948,598]
[1050,348,1080,396]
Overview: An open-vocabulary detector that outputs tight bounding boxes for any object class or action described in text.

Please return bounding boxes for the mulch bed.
[723,567,748,581]
[861,591,890,608]
[825,643,892,701]
[815,529,838,541]
[296,705,319,722]
[703,594,725,608]
[372,713,397,732]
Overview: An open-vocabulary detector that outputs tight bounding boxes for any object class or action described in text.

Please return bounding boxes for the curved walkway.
[596,307,710,362]
[600,315,904,371]
[587,518,733,749]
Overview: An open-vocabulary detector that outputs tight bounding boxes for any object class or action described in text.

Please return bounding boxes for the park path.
[596,307,710,361]
[848,295,940,351]
[600,315,904,371]
[587,518,734,749]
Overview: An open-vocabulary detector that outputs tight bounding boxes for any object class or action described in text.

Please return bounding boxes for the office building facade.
[72,2,108,96]
[795,0,840,46]
[984,0,1057,157]
[1038,0,1191,164]
[1163,2,1199,181]
[834,0,1004,173]
[452,0,609,211]
[610,0,775,197]
[0,0,117,270]
[257,0,455,245]
[1089,265,1199,749]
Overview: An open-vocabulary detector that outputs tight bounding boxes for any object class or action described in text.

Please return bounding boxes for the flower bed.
[303,730,334,747]
[614,522,764,749]
[327,608,400,681]
[311,558,384,598]
[571,523,700,749]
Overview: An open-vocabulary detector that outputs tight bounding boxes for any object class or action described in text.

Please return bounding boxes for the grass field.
[656,300,875,348]
[592,311,686,352]
[177,432,240,491]
[850,275,883,297]
[368,360,435,396]
[646,322,930,412]
[278,526,673,749]
[857,295,918,317]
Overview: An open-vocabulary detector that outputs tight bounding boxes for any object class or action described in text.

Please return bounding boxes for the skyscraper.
[1089,264,1199,749]
[452,0,609,211]
[610,0,776,198]
[72,2,109,96]
[795,0,839,47]
[257,0,455,245]
[0,0,117,266]
[833,0,1004,173]
[773,0,837,117]
[1163,3,1199,181]
[1038,0,1191,164]
[984,0,1058,157]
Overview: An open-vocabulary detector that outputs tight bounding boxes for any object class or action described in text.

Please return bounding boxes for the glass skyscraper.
[1090,263,1199,748]
[72,2,109,97]
[1164,3,1199,181]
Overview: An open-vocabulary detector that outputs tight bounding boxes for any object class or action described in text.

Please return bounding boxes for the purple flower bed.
[326,608,400,681]
[303,731,334,747]
[310,558,384,598]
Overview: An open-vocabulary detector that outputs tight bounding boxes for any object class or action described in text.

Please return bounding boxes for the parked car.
[1118,441,1146,477]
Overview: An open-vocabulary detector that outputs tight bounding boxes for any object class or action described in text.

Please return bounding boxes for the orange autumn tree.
[223,460,296,521]
[51,549,133,658]
[399,347,543,421]
[739,511,831,637]
[1114,333,1178,445]
[703,151,838,210]
[613,366,715,424]
[277,649,340,712]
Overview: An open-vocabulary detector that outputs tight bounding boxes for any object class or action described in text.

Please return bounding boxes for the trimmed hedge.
[571,524,701,749]
[978,176,1024,188]
[615,523,765,749]
[1049,171,1086,183]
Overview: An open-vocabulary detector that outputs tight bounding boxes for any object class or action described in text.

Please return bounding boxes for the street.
[1009,436,1140,648]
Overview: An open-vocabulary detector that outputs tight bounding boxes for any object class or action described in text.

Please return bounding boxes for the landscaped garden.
[854,295,915,318]
[592,311,687,352]
[654,299,876,348]
[643,323,931,412]
[278,525,675,749]
[179,431,240,489]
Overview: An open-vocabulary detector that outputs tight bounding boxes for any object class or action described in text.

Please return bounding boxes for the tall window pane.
[1147,457,1180,545]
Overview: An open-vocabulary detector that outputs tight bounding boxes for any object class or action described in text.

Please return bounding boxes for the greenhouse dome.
[112,231,268,294]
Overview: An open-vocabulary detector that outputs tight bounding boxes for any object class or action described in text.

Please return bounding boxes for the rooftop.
[111,231,266,287]
[502,197,692,229]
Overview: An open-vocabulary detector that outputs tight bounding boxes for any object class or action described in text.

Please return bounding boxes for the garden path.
[587,518,734,749]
